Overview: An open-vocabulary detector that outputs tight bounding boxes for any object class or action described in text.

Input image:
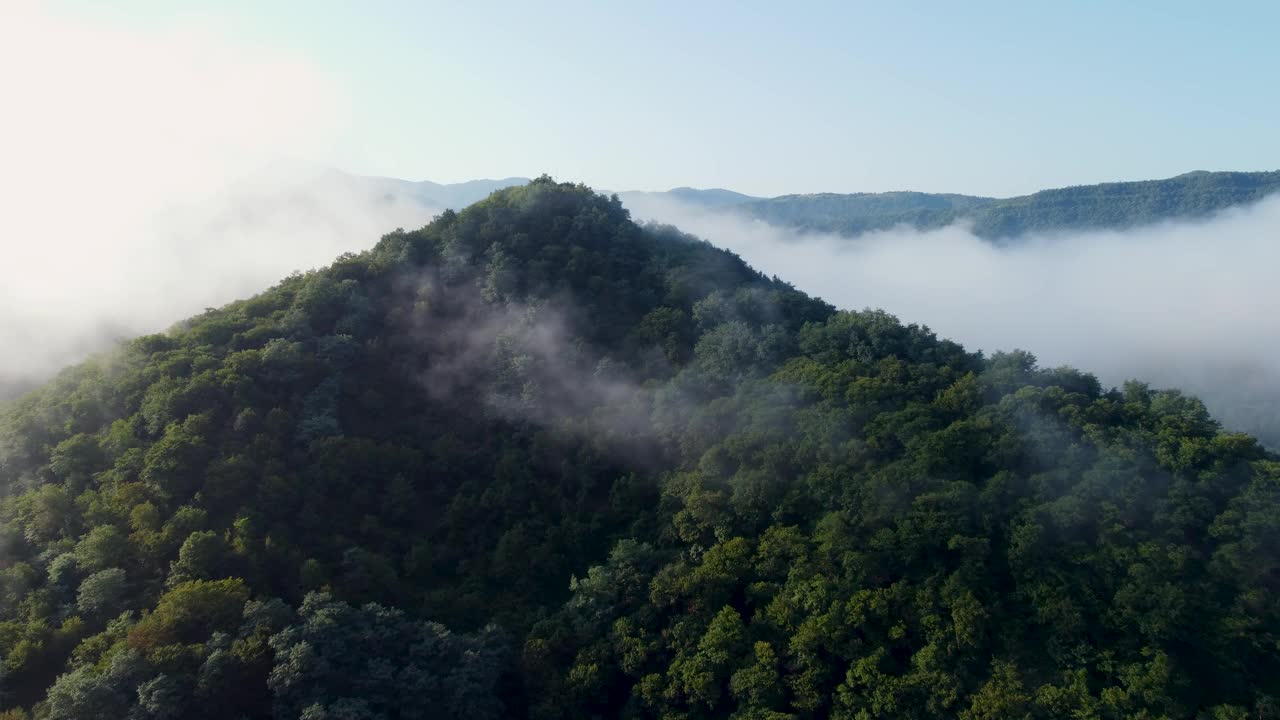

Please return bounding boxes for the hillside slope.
[1,179,1278,719]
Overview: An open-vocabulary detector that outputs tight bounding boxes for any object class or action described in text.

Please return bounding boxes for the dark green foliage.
[0,178,1277,718]
[743,169,1280,239]
[268,592,508,719]
[74,569,125,619]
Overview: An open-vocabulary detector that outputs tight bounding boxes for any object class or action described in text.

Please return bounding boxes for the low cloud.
[625,194,1280,444]
[391,273,658,458]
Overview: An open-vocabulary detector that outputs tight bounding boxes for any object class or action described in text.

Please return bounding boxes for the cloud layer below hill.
[625,193,1280,443]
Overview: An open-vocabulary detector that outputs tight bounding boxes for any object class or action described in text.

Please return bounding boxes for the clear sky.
[42,0,1280,197]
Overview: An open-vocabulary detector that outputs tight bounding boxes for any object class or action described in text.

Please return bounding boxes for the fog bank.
[0,5,438,394]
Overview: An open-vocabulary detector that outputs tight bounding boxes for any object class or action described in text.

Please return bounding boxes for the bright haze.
[4,0,1280,443]
[0,2,439,386]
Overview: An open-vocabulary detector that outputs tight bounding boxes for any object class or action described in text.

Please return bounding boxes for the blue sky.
[48,0,1280,197]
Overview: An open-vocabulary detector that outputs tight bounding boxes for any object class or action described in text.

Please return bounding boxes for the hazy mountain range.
[3,168,1277,416]
[333,172,761,214]
[345,168,1280,240]
[739,169,1280,239]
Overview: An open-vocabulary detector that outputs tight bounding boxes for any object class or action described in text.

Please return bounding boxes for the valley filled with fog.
[625,193,1280,445]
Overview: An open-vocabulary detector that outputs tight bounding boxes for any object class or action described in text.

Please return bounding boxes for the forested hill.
[738,170,1280,239]
[3,178,1280,719]
[734,191,992,235]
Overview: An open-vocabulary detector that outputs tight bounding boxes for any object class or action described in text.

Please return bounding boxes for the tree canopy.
[1,178,1277,718]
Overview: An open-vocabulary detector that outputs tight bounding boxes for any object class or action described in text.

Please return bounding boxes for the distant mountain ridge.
[342,169,1280,240]
[735,190,994,235]
[344,173,533,210]
[614,186,762,210]
[333,173,762,213]
[735,170,1280,239]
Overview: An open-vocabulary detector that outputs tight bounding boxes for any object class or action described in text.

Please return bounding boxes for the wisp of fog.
[625,194,1280,444]
[0,4,438,394]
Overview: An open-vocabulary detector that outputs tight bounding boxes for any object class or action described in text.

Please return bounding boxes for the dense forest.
[735,191,992,236]
[2,178,1278,718]
[739,170,1280,239]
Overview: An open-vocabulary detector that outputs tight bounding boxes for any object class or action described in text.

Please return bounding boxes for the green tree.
[75,568,127,619]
